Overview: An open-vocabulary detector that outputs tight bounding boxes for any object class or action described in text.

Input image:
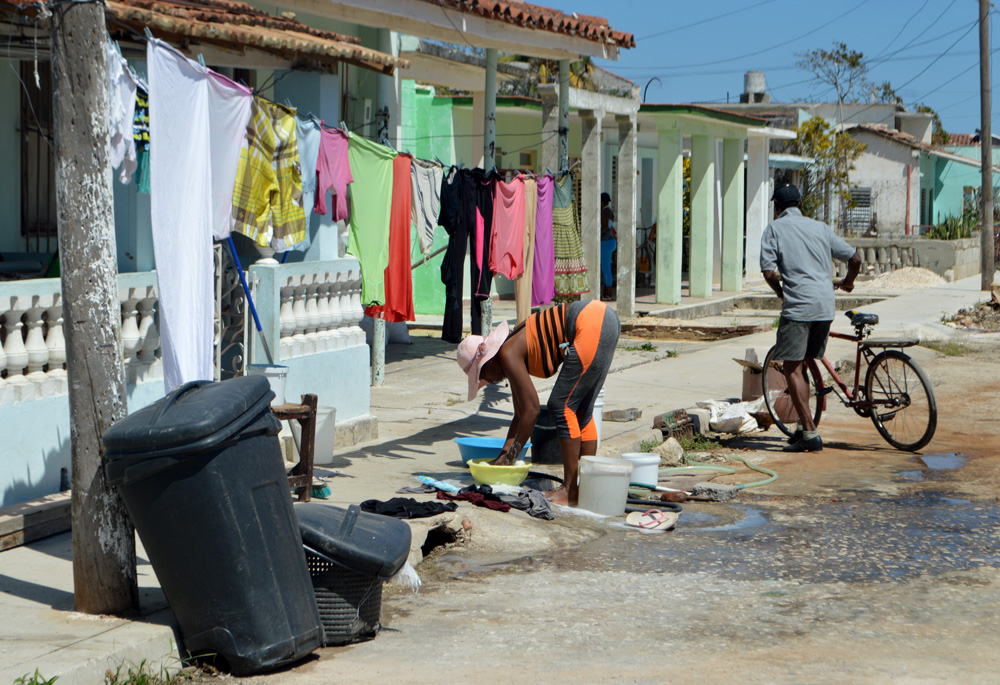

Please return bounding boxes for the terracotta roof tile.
[103,0,407,74]
[423,0,635,49]
[948,133,977,146]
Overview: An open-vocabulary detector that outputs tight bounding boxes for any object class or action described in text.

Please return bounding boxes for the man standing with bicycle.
[760,184,862,452]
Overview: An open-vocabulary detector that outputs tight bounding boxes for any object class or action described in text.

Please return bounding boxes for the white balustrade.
[247,258,368,362]
[4,296,32,401]
[279,276,297,361]
[0,274,161,404]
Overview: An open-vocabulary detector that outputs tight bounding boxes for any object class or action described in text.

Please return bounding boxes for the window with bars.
[842,186,873,237]
[20,61,58,253]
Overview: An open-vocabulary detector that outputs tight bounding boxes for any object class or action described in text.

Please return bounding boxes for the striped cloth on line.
[231,98,306,250]
[552,174,589,300]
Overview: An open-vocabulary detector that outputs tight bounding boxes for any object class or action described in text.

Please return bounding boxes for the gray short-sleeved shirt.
[760,207,857,321]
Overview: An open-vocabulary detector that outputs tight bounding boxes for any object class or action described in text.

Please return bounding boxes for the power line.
[637,0,781,41]
[869,0,933,60]
[846,20,980,121]
[611,0,872,71]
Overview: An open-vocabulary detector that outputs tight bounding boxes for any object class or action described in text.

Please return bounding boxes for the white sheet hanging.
[106,38,137,184]
[207,72,252,240]
[148,39,215,392]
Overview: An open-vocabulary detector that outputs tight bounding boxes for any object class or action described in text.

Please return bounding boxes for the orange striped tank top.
[520,304,569,378]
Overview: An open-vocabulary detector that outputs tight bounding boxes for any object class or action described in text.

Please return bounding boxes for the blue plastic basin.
[454,437,532,464]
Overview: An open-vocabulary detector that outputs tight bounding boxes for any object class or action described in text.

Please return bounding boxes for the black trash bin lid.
[296,503,411,581]
[103,375,275,459]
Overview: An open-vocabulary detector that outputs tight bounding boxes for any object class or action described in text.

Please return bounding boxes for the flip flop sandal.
[625,509,679,531]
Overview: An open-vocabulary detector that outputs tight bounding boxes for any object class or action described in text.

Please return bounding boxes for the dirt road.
[235,342,999,684]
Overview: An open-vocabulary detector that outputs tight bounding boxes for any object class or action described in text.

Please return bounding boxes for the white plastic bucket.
[621,452,659,488]
[290,407,337,465]
[577,455,633,517]
[593,387,606,447]
[247,364,288,405]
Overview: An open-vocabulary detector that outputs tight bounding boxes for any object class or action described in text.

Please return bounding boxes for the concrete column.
[656,128,683,304]
[744,135,770,281]
[581,109,603,300]
[721,137,746,292]
[558,59,570,171]
[615,114,637,318]
[471,91,485,168]
[376,29,400,147]
[539,84,558,173]
[689,134,716,299]
[484,48,497,173]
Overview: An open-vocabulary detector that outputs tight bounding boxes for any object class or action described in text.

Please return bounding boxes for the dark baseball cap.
[772,184,801,205]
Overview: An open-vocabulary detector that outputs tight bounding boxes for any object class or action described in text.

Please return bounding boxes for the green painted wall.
[0,60,22,253]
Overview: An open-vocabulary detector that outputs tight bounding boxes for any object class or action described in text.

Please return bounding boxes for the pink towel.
[532,174,555,306]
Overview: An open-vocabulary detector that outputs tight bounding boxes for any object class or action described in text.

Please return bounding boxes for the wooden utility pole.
[980,0,996,290]
[51,0,138,613]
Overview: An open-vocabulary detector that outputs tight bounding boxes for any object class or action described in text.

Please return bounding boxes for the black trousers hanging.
[439,169,476,342]
[469,168,495,335]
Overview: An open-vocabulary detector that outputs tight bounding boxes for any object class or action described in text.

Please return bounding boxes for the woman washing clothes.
[456,300,620,506]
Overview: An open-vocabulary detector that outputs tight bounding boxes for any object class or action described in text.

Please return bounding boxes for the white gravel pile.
[855,267,945,291]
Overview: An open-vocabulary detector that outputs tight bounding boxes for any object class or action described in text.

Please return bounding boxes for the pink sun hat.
[456,320,510,401]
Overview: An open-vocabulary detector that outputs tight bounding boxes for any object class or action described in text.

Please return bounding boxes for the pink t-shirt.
[314,127,353,221]
[489,177,526,280]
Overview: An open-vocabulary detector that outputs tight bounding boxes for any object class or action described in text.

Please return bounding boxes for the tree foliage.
[794,116,867,221]
[916,104,951,146]
[796,42,869,104]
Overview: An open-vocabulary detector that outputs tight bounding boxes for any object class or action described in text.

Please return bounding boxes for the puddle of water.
[534,493,1000,584]
[920,453,967,470]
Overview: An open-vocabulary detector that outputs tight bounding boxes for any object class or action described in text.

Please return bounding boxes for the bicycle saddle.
[846,310,879,326]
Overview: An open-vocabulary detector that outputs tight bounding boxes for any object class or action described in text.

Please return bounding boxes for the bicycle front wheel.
[761,346,824,438]
[865,350,937,451]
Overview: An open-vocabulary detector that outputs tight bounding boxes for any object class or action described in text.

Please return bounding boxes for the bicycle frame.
[808,328,885,412]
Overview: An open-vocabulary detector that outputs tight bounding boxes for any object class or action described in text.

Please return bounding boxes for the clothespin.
[546,167,553,177]
[434,156,444,166]
[144,27,154,41]
[458,161,465,170]
[197,54,205,67]
[340,120,348,131]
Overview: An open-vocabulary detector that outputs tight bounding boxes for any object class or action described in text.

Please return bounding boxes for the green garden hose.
[628,453,778,497]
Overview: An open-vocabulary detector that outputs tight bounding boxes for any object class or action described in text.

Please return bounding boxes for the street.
[234,338,1000,684]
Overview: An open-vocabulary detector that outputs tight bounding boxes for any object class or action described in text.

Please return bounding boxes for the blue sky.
[543,0,995,136]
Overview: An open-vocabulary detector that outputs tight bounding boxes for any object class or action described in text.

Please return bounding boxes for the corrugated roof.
[422,1,634,49]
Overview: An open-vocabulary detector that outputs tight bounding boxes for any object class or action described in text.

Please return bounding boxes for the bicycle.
[761,310,937,452]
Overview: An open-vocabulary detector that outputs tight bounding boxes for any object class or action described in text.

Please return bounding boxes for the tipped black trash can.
[295,502,411,645]
[103,376,323,676]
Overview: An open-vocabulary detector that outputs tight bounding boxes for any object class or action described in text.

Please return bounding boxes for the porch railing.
[0,272,161,404]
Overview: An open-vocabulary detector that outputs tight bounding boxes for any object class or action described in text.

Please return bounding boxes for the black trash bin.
[295,502,411,645]
[103,376,323,675]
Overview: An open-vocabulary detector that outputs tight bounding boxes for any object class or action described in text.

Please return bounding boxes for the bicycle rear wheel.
[761,345,824,438]
[865,350,937,451]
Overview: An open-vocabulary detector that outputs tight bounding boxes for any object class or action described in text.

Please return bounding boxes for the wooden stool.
[272,393,317,502]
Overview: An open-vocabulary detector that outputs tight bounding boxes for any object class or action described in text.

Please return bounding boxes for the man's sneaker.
[786,429,802,445]
[783,435,823,452]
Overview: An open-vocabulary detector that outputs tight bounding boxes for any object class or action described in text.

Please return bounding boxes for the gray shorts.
[773,317,832,361]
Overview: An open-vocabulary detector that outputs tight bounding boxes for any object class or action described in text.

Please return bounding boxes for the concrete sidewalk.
[0,275,990,683]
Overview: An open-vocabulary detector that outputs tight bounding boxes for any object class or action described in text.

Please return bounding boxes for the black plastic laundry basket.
[305,547,383,645]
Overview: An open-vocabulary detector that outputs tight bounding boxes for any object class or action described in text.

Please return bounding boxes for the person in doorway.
[760,183,861,452]
[600,192,617,301]
[456,300,620,506]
